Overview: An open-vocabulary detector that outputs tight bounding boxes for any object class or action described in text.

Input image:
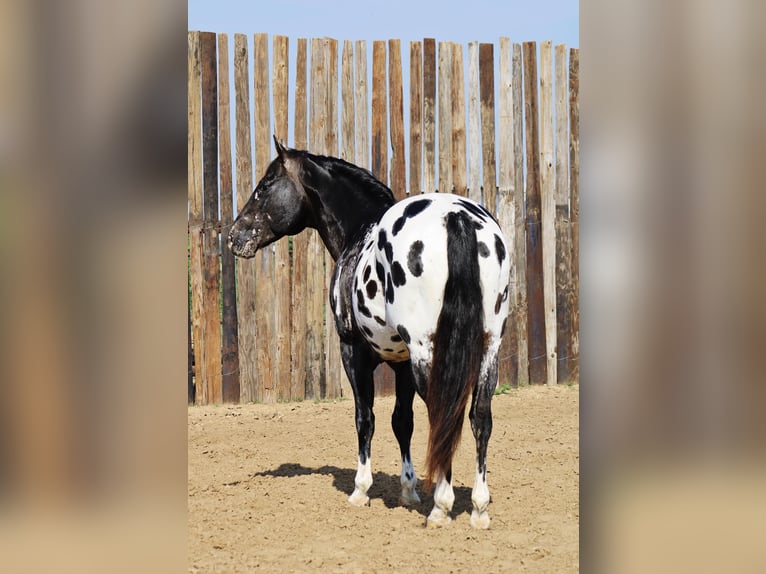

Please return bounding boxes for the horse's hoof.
[399,488,421,507]
[425,508,452,528]
[348,490,370,507]
[469,510,491,530]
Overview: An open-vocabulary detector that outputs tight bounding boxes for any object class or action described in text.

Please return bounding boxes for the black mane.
[302,150,396,208]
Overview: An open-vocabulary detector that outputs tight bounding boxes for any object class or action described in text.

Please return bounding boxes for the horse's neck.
[311,177,390,261]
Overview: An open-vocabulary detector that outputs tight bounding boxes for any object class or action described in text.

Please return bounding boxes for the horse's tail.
[425,211,486,489]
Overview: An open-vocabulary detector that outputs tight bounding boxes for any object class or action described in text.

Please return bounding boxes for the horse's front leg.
[340,341,377,507]
[390,361,420,506]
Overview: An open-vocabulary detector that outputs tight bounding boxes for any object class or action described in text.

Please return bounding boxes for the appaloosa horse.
[229,138,510,529]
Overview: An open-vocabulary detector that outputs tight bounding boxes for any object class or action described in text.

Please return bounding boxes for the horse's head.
[229,137,312,258]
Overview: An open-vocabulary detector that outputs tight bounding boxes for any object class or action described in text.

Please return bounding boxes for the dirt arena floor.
[188,384,579,573]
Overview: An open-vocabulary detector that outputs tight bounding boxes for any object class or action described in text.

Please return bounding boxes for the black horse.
[229,138,510,528]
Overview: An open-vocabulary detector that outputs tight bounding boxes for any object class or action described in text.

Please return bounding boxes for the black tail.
[425,211,485,488]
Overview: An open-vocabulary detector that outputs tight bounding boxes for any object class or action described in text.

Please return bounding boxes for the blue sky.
[189,0,578,50]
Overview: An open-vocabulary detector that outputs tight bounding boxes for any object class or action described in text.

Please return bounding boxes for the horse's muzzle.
[228,230,258,258]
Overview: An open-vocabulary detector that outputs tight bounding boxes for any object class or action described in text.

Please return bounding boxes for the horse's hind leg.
[341,341,377,507]
[468,351,499,529]
[391,361,420,506]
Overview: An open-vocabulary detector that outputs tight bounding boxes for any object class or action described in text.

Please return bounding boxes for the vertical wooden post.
[450,42,467,196]
[389,40,406,189]
[341,40,355,163]
[554,43,574,384]
[479,43,496,212]
[324,38,344,399]
[200,32,223,404]
[290,38,308,401]
[512,42,528,385]
[217,33,240,403]
[389,39,406,200]
[326,38,339,156]
[188,31,206,404]
[371,40,388,185]
[253,33,276,403]
[496,37,516,388]
[523,41,547,385]
[539,40,557,386]
[307,37,327,399]
[409,41,423,194]
[273,35,292,401]
[233,33,258,402]
[422,38,437,193]
[467,42,482,204]
[355,41,369,170]
[438,41,452,193]
[569,48,580,384]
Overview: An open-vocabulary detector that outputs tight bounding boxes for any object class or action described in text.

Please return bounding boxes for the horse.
[229,137,511,529]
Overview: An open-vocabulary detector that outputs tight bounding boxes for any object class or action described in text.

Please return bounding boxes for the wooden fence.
[188,32,579,405]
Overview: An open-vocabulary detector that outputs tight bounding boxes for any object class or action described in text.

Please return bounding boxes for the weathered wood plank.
[354,40,369,169]
[496,37,516,388]
[539,40,557,386]
[422,38,437,193]
[409,41,423,194]
[291,37,308,401]
[438,41,452,193]
[555,43,574,383]
[371,40,388,185]
[467,42,482,204]
[324,37,344,399]
[187,31,206,404]
[326,38,339,157]
[200,31,223,404]
[512,42,528,386]
[341,40,355,163]
[218,33,240,403]
[389,39,406,200]
[479,43,496,212]
[450,42,466,196]
[233,33,258,403]
[569,48,580,384]
[273,35,292,401]
[523,41,547,385]
[307,38,327,399]
[253,33,276,403]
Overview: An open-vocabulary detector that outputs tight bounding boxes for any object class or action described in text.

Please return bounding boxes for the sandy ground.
[188,384,579,573]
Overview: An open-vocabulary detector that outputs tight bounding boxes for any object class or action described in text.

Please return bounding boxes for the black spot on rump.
[407,240,424,277]
[361,325,373,337]
[363,265,371,282]
[375,260,385,283]
[396,325,411,344]
[391,261,407,287]
[366,280,377,299]
[391,334,402,342]
[378,229,393,263]
[392,198,433,235]
[494,234,506,265]
[500,317,508,338]
[374,315,386,326]
[385,273,395,303]
[478,241,490,258]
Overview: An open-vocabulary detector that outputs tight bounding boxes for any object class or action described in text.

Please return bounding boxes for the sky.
[188,0,579,48]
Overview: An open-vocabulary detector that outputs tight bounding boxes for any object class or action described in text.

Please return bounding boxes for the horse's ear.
[273,135,288,161]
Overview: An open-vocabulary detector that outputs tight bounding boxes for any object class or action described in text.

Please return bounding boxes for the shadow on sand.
[253,463,474,519]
